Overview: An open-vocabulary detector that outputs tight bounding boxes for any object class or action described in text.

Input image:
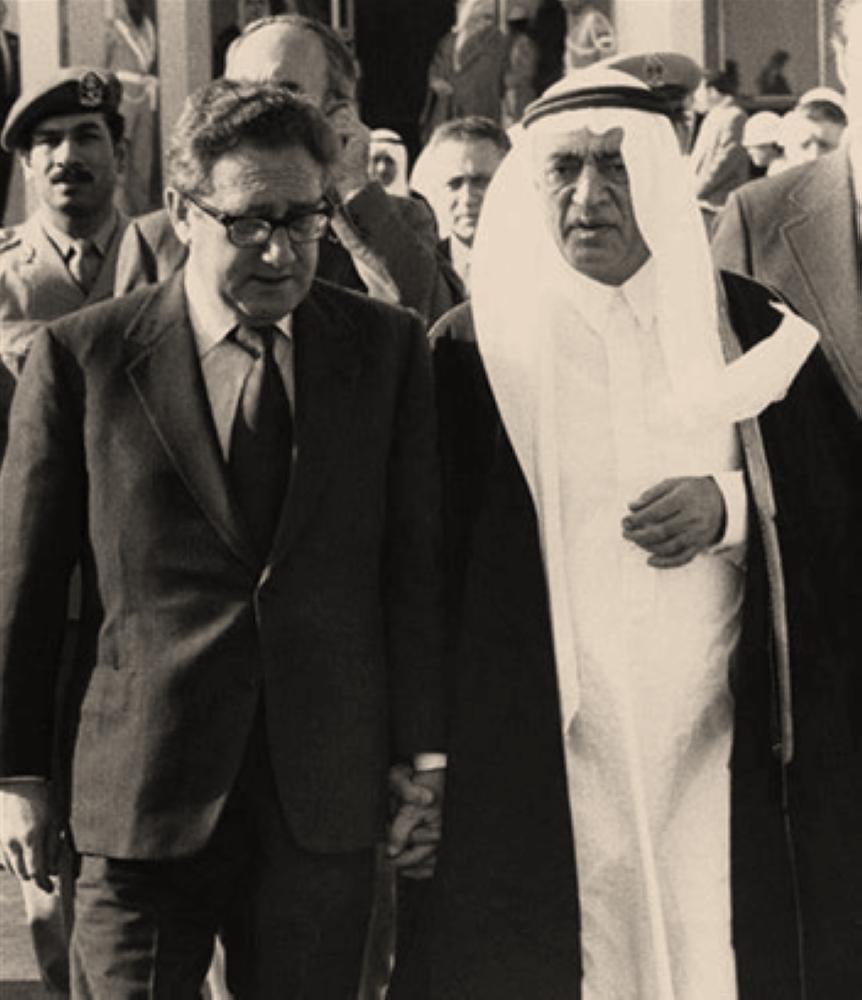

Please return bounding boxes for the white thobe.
[556,261,744,1000]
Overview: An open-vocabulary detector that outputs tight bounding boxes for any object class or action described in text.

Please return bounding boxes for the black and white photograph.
[0,1,859,998]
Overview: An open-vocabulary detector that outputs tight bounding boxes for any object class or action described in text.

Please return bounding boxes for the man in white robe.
[387,61,852,1000]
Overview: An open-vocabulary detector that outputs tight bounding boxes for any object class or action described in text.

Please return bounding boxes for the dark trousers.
[69,717,375,999]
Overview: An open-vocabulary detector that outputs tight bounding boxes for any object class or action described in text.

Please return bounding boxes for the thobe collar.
[569,256,656,335]
[184,265,293,360]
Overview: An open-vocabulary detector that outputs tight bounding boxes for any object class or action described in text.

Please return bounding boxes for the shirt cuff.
[413,753,447,772]
[710,470,747,552]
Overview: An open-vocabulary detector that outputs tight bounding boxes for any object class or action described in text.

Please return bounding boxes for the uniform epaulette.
[0,226,22,253]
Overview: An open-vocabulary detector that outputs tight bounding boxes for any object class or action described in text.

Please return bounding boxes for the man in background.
[779,91,847,168]
[0,0,20,223]
[712,0,861,416]
[0,67,127,420]
[0,66,128,995]
[115,14,461,324]
[413,116,510,296]
[689,64,749,222]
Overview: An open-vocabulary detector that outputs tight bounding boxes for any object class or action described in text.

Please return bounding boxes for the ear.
[165,187,193,247]
[19,149,33,181]
[113,137,127,176]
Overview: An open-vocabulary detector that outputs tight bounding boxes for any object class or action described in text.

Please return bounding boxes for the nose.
[260,226,298,268]
[52,135,81,164]
[570,162,608,210]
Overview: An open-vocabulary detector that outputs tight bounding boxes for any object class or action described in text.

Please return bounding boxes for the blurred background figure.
[501,0,541,127]
[559,0,616,70]
[742,110,784,177]
[689,62,748,226]
[756,48,792,95]
[104,0,159,215]
[419,0,509,144]
[779,88,848,168]
[0,0,19,224]
[411,115,509,296]
[368,128,409,196]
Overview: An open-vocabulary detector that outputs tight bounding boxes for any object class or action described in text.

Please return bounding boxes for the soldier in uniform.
[0,65,125,995]
[0,66,127,387]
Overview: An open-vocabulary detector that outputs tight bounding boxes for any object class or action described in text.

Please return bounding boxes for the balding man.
[391,61,861,1000]
[115,14,461,323]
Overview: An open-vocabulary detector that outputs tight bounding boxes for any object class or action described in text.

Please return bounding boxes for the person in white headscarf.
[368,128,409,196]
[388,60,862,1000]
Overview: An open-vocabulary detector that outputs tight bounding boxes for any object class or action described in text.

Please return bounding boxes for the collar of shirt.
[449,235,472,287]
[569,256,656,335]
[39,208,119,261]
[184,266,293,359]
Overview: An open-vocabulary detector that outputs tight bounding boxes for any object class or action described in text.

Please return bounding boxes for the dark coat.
[0,273,445,860]
[392,271,862,999]
[712,148,862,419]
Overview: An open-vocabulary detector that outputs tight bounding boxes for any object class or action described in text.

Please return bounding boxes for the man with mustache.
[0,67,128,383]
[0,66,126,994]
[393,58,861,999]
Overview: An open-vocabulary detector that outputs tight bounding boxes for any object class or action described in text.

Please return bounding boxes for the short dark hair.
[800,99,848,126]
[427,116,512,156]
[833,0,861,47]
[229,14,359,106]
[704,60,739,96]
[167,79,339,197]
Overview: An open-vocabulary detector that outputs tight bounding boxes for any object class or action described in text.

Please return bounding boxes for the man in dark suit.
[712,0,862,418]
[413,116,510,297]
[0,80,444,999]
[114,14,462,325]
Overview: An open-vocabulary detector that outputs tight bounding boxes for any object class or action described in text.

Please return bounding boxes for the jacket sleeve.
[335,183,465,325]
[711,191,754,277]
[384,311,446,758]
[0,327,86,778]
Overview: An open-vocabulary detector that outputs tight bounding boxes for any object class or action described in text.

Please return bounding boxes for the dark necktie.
[229,325,293,559]
[67,239,101,295]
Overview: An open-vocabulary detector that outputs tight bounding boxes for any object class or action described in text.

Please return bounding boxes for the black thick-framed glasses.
[185,191,334,247]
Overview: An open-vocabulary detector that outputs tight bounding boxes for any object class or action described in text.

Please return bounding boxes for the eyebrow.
[32,123,105,140]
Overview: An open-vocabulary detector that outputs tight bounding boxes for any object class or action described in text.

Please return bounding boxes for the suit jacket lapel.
[124,273,259,572]
[269,283,361,565]
[781,151,862,415]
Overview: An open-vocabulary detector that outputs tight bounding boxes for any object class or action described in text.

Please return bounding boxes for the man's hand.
[0,780,61,893]
[326,101,373,202]
[622,476,726,569]
[387,764,445,880]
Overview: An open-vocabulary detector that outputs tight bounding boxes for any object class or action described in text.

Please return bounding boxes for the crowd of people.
[0,2,860,999]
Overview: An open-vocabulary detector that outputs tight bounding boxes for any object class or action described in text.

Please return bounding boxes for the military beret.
[1,66,123,153]
[600,51,703,100]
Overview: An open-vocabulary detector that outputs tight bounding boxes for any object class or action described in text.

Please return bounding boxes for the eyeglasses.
[185,192,334,247]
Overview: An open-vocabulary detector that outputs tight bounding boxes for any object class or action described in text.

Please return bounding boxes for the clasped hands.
[622,475,726,568]
[387,763,444,880]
